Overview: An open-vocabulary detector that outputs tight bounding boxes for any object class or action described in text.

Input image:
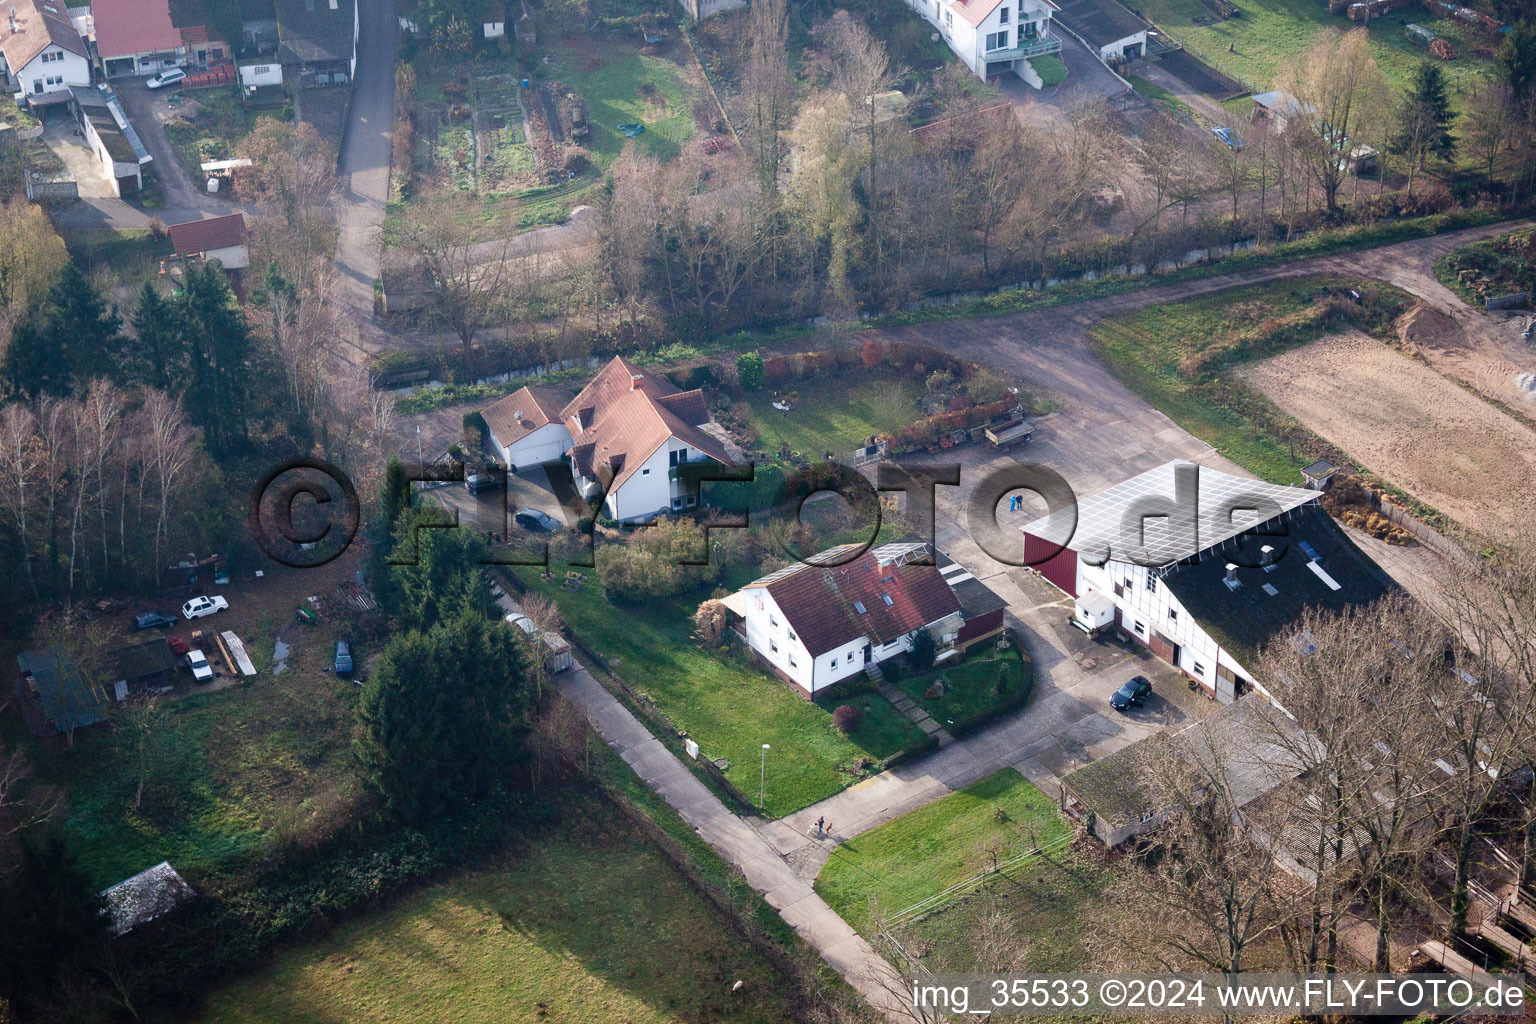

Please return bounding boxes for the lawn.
[737,370,924,460]
[894,642,1031,730]
[553,43,698,165]
[162,87,262,184]
[190,805,800,1024]
[513,569,927,816]
[1135,0,1497,114]
[815,769,1071,932]
[12,635,360,888]
[1088,276,1412,484]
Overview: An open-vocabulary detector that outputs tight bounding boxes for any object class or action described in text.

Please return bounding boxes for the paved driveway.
[998,30,1133,125]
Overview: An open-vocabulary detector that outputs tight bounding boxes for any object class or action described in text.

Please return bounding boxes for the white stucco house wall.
[2,0,91,108]
[481,385,575,471]
[907,0,1062,86]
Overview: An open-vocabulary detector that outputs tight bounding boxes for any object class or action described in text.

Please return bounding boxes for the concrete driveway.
[998,29,1133,125]
[41,118,118,198]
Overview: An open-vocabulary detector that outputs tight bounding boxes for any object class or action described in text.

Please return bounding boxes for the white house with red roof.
[721,541,1004,696]
[2,0,91,107]
[480,385,574,471]
[477,357,739,522]
[167,213,249,270]
[910,0,1062,86]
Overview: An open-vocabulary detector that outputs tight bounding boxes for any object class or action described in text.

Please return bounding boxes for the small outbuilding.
[100,861,196,936]
[15,647,109,734]
[167,213,250,271]
[1052,0,1150,63]
[107,640,177,701]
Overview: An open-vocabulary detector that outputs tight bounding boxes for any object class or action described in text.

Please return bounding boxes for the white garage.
[482,385,574,472]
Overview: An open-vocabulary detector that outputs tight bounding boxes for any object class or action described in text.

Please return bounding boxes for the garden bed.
[894,641,1032,734]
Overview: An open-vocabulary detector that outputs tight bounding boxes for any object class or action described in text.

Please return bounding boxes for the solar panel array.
[1024,461,1319,568]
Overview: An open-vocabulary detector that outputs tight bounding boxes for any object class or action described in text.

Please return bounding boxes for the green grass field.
[1136,0,1496,114]
[1088,276,1414,484]
[737,371,924,459]
[9,637,359,888]
[815,770,1070,932]
[895,643,1031,729]
[514,571,926,815]
[554,44,698,165]
[190,809,799,1024]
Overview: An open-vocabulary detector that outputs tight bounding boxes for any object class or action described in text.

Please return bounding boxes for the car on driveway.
[1109,675,1153,711]
[146,68,186,90]
[333,640,354,677]
[185,649,214,682]
[181,595,229,620]
[515,508,561,532]
[134,611,177,630]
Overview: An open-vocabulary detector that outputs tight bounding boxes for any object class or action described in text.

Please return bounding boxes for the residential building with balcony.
[908,0,1061,87]
[2,0,90,108]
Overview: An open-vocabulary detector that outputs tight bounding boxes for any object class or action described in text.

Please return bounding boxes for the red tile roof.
[1,0,87,72]
[481,385,571,448]
[752,544,962,657]
[93,0,181,59]
[559,357,734,495]
[167,213,247,257]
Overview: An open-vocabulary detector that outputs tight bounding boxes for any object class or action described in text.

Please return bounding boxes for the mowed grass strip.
[815,769,1069,932]
[736,371,924,459]
[1088,276,1365,483]
[516,571,925,816]
[192,821,798,1024]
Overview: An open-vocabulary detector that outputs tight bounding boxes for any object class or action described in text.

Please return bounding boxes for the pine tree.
[0,834,109,1011]
[177,261,251,457]
[1392,62,1457,168]
[2,264,122,397]
[382,456,411,526]
[355,607,534,818]
[128,281,184,390]
[1497,19,1536,106]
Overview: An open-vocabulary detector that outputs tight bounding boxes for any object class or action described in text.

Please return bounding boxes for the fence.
[1376,498,1479,568]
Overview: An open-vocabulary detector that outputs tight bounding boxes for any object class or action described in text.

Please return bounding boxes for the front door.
[863,645,872,664]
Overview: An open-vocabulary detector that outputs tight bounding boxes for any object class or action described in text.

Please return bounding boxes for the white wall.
[1077,556,1262,700]
[493,421,571,471]
[606,438,710,522]
[909,0,1055,82]
[1094,28,1147,62]
[16,47,90,98]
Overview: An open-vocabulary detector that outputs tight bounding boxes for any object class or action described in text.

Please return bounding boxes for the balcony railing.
[984,30,1062,60]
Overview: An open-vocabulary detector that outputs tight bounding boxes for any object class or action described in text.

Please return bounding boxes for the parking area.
[423,461,578,539]
[40,116,118,198]
[999,30,1133,128]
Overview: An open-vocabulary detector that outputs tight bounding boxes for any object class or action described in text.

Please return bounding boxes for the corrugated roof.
[0,0,87,71]
[167,213,246,256]
[740,542,962,657]
[100,862,196,936]
[92,0,181,59]
[1021,461,1320,568]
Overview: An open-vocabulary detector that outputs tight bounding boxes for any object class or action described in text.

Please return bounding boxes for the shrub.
[736,351,766,391]
[596,518,719,602]
[693,598,728,648]
[832,705,862,733]
[908,629,937,672]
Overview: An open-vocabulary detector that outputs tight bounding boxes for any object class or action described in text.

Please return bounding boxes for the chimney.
[629,373,644,391]
[9,8,17,34]
[513,409,523,421]
[1224,563,1241,590]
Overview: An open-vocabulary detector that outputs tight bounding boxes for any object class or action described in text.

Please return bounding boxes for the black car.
[134,611,178,630]
[1109,675,1153,711]
[334,641,354,677]
[515,508,561,532]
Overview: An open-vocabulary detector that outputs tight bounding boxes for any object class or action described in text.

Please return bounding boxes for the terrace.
[985,27,1063,59]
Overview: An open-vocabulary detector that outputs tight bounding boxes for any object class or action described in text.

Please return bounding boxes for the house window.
[787,629,796,641]
[789,655,796,667]
[769,615,778,627]
[642,468,650,475]
[998,6,1009,22]
[212,47,224,59]
[881,594,894,606]
[1169,608,1179,623]
[1022,17,1036,36]
[944,9,952,25]
[1192,660,1206,677]
[1133,620,1145,635]
[42,50,63,63]
[669,447,689,466]
[769,640,778,653]
[985,30,1010,50]
[1145,569,1158,594]
[830,655,838,666]
[854,601,868,614]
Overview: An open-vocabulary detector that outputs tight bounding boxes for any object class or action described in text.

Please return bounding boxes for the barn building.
[1020,460,1398,701]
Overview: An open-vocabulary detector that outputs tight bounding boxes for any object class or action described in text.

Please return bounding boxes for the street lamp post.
[416,424,423,466]
[760,743,770,812]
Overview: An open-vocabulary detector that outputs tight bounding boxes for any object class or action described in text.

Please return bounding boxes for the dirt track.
[1245,332,1536,545]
